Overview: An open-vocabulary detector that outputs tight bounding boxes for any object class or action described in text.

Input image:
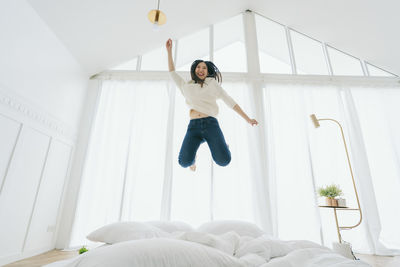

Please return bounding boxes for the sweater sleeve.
[169,71,185,94]
[215,81,237,109]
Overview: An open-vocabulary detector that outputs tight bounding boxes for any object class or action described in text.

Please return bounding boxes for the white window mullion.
[243,10,274,234]
[209,24,215,221]
[361,60,369,76]
[160,82,176,221]
[174,39,179,68]
[209,25,214,62]
[243,10,260,75]
[322,42,333,76]
[136,55,142,71]
[285,27,297,75]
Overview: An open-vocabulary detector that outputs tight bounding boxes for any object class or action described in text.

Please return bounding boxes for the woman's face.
[195,62,208,80]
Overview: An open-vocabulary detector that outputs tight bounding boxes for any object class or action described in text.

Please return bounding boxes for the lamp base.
[332,241,358,260]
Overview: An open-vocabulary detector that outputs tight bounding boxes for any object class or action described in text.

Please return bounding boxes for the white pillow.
[87,222,170,244]
[197,220,264,238]
[147,220,194,233]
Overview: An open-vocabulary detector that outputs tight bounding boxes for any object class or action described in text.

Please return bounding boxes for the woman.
[166,38,258,171]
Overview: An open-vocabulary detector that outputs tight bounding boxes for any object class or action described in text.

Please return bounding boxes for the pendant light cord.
[157,0,160,10]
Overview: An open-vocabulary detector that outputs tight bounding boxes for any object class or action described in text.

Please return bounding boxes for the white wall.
[0,0,89,265]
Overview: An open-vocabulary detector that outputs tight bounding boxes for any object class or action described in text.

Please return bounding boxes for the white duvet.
[44,232,371,267]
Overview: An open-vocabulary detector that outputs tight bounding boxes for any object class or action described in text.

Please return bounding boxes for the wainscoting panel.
[0,114,21,194]
[23,139,73,252]
[0,87,78,265]
[0,126,51,260]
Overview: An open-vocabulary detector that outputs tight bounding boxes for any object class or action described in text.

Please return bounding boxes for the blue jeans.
[179,116,231,167]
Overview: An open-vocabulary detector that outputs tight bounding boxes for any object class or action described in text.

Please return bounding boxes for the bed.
[44,220,371,267]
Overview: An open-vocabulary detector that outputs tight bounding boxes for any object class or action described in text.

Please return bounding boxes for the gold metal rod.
[318,118,363,229]
[333,208,342,243]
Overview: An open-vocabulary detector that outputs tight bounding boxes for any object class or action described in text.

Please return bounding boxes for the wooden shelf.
[319,205,348,208]
[319,206,359,210]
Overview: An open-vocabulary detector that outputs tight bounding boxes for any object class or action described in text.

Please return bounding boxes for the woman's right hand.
[166,38,172,52]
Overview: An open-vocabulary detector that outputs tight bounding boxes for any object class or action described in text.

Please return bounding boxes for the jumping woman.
[166,38,258,171]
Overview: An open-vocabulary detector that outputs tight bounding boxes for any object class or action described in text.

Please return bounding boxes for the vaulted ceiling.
[27,0,400,76]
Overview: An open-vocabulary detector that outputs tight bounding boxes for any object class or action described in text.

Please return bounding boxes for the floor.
[3,250,400,267]
[3,250,77,267]
[356,254,400,267]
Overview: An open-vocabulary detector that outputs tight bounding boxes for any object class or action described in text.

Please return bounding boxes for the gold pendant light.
[148,0,166,26]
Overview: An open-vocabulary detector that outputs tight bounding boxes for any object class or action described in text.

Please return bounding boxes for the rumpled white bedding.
[44,231,371,267]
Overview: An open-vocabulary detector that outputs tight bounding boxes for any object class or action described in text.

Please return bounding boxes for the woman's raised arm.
[166,38,175,72]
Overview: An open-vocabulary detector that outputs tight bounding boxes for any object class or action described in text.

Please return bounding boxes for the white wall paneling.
[0,126,50,261]
[0,114,22,195]
[0,94,75,265]
[0,1,87,264]
[0,90,76,265]
[23,139,73,252]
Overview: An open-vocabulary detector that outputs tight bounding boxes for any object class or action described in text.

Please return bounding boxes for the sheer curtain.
[170,81,258,226]
[263,80,400,254]
[70,80,170,246]
[70,75,400,255]
[70,78,261,245]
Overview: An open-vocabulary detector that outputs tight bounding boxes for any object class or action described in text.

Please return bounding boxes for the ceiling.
[27,0,400,76]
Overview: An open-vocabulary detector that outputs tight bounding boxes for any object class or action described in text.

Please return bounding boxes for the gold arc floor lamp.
[310,114,363,244]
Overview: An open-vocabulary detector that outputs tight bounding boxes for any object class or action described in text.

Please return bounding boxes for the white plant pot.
[337,198,347,207]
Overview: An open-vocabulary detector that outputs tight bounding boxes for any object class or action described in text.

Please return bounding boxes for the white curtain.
[70,80,170,246]
[70,76,400,255]
[263,80,400,254]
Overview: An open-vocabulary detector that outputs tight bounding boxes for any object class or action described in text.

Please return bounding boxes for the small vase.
[326,197,338,207]
[337,198,346,207]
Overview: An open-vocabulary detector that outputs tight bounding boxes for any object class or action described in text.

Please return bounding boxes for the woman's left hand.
[248,119,258,126]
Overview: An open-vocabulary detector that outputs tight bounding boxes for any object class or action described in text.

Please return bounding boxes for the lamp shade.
[148,9,166,25]
[310,114,320,128]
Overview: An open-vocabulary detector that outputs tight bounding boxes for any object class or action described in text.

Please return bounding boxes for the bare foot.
[190,155,197,171]
[189,164,196,171]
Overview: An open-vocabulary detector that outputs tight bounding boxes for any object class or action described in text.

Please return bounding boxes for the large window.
[141,46,169,71]
[176,28,209,71]
[255,14,292,74]
[213,14,247,72]
[74,12,400,253]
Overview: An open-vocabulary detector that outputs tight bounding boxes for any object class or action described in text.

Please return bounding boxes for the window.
[255,14,291,74]
[141,46,168,71]
[290,31,328,75]
[176,28,209,71]
[213,14,247,72]
[367,63,395,77]
[327,47,363,76]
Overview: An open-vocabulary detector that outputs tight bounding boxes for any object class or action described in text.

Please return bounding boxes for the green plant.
[79,246,88,254]
[318,184,343,198]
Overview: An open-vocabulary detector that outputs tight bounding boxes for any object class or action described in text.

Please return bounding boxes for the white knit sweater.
[169,71,237,117]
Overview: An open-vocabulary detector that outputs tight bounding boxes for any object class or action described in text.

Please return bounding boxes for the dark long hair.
[190,60,222,85]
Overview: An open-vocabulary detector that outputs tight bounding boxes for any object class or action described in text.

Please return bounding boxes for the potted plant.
[318,184,343,207]
[79,246,88,254]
